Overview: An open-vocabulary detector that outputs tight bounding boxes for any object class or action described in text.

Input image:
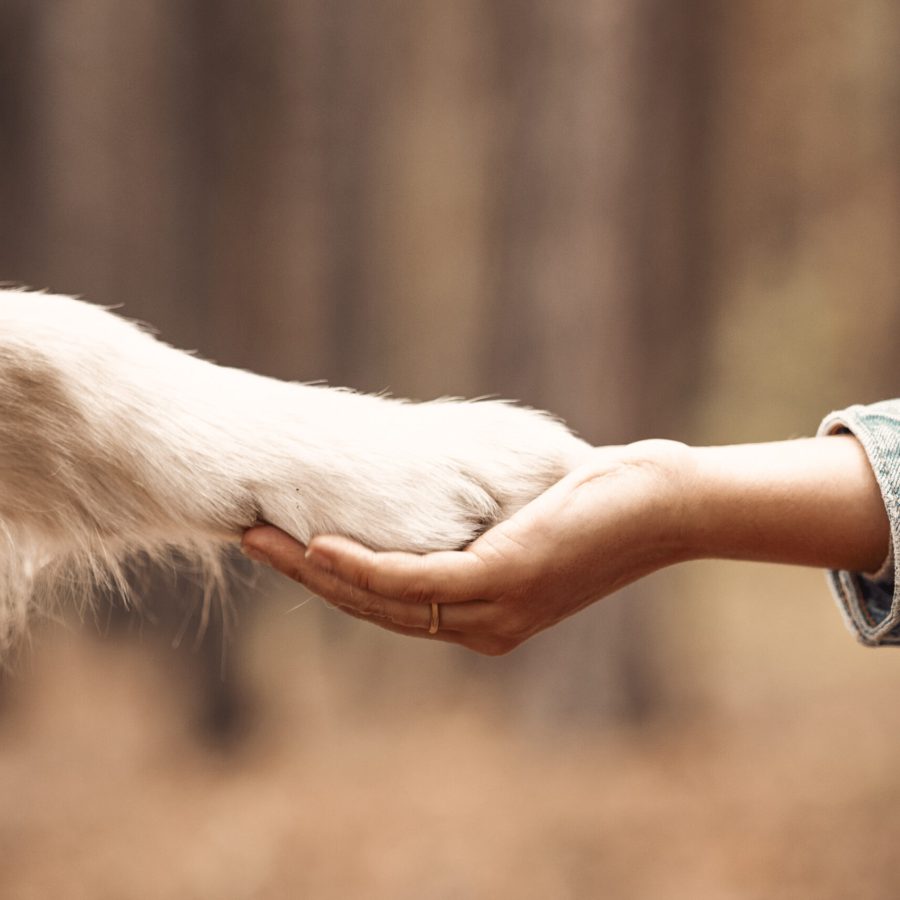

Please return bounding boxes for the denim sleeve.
[818,400,900,646]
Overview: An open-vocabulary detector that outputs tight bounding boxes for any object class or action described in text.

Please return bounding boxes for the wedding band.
[429,602,440,635]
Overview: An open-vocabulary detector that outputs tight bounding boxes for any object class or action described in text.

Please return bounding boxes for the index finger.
[305,534,492,604]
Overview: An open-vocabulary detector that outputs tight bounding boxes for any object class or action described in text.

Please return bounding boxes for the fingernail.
[241,545,271,566]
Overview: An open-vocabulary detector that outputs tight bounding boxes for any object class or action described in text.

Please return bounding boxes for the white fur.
[0,289,589,647]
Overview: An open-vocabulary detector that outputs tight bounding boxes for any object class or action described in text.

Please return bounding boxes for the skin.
[241,436,890,656]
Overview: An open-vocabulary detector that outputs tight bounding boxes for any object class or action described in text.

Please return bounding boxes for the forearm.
[681,436,890,573]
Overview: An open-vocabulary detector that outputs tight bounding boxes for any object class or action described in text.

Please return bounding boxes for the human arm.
[241,432,891,655]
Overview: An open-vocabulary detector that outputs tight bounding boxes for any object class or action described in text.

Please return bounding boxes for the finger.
[293,555,494,632]
[248,528,390,610]
[242,524,306,565]
[333,604,506,655]
[244,526,497,629]
[244,527,512,653]
[332,604,469,647]
[305,534,492,603]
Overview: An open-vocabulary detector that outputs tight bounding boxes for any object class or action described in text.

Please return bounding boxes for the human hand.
[241,440,692,655]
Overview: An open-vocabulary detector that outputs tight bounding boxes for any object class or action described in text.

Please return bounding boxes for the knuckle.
[286,565,307,585]
[400,579,434,606]
[356,593,385,618]
[349,570,371,592]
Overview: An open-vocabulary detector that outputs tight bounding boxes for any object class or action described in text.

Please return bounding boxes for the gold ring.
[428,602,440,635]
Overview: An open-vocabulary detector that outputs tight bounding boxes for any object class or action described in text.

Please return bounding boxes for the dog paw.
[251,391,589,553]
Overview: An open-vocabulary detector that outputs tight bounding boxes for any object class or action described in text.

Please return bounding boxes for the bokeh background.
[2,1,900,897]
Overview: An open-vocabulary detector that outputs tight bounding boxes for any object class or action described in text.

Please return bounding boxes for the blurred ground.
[2,563,900,900]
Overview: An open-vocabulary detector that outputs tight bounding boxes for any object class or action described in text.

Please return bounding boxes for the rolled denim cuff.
[819,401,900,646]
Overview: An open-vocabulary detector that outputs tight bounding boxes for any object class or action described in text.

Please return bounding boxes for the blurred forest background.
[2,1,900,897]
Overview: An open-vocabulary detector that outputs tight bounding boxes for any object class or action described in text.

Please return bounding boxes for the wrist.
[679,437,890,572]
[598,439,699,569]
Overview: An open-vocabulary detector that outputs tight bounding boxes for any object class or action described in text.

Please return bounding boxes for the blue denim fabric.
[819,401,900,646]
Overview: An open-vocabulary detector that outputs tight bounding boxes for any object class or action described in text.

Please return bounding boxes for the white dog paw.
[250,391,589,553]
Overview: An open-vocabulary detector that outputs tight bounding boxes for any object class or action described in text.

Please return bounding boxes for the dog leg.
[0,290,588,645]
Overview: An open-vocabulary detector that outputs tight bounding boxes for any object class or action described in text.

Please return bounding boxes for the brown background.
[1,1,900,897]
